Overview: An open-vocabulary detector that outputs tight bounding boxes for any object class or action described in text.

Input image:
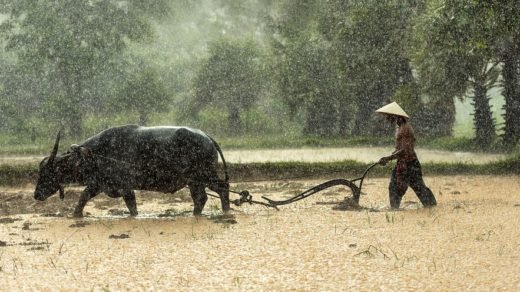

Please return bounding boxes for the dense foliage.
[0,0,519,151]
[191,37,262,135]
[0,0,169,136]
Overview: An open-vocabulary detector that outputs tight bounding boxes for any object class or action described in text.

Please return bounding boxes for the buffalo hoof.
[220,212,235,218]
[223,206,234,214]
[193,210,203,216]
[72,212,84,218]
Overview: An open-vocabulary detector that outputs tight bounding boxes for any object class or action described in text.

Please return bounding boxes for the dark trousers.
[389,159,437,208]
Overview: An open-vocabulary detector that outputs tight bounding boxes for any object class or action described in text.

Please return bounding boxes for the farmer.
[376,102,437,209]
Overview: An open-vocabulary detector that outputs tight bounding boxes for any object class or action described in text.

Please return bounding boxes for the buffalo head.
[34,131,65,201]
[36,130,90,202]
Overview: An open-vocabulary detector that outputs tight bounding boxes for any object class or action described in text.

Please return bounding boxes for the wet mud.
[1,175,520,290]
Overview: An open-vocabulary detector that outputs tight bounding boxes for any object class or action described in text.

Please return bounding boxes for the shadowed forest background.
[0,0,519,153]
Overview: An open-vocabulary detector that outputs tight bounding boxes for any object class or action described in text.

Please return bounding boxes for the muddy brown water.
[1,175,520,290]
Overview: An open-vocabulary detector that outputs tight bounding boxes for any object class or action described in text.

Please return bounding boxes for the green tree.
[319,0,427,136]
[487,1,520,148]
[191,37,262,134]
[0,59,36,133]
[113,65,171,126]
[414,0,505,148]
[136,0,275,121]
[316,0,355,136]
[0,0,169,137]
[266,0,346,136]
[281,39,341,136]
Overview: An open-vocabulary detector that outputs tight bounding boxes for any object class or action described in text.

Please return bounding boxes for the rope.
[87,152,277,209]
[207,190,279,210]
[83,150,379,210]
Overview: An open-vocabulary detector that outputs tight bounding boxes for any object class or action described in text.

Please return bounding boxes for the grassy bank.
[1,156,518,187]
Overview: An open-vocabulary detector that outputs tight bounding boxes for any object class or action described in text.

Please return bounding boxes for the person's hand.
[378,157,389,166]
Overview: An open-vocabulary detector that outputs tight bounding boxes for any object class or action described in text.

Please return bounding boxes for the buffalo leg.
[208,180,230,213]
[188,184,208,216]
[73,185,100,217]
[106,189,138,216]
[106,190,123,198]
[122,190,138,216]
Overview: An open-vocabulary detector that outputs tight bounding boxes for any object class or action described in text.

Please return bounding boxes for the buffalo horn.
[48,131,61,165]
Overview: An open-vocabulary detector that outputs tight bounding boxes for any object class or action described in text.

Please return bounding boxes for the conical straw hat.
[375,102,409,118]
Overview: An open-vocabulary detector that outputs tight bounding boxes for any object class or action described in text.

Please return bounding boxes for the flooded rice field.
[0,146,507,165]
[224,147,507,164]
[1,175,519,290]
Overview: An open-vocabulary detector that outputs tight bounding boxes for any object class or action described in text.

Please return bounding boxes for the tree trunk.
[139,111,149,126]
[337,104,351,137]
[228,105,241,135]
[352,81,390,136]
[436,96,455,137]
[67,111,83,138]
[303,94,338,137]
[59,63,84,138]
[501,46,520,148]
[472,80,495,148]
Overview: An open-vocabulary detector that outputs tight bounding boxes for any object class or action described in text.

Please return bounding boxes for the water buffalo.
[34,125,230,217]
